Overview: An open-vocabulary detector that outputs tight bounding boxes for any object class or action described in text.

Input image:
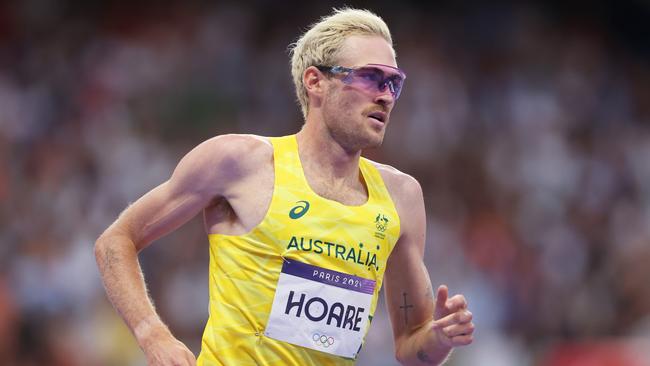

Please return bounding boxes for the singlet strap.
[359,158,396,206]
[270,135,309,192]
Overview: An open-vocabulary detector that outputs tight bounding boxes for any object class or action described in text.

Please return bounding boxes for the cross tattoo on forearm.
[400,292,413,325]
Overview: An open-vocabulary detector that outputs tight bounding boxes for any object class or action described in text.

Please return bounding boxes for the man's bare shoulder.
[170,134,273,197]
[366,159,423,206]
[199,133,272,159]
[190,133,273,174]
[367,159,421,194]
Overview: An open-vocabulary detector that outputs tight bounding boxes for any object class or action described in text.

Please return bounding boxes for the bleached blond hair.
[289,8,394,119]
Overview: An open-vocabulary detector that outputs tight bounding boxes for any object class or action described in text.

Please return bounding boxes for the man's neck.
[295,122,362,184]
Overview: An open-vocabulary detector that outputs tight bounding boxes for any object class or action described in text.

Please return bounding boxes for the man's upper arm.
[101,134,255,251]
[382,173,434,347]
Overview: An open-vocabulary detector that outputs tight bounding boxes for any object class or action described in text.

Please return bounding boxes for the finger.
[445,294,468,312]
[441,322,475,338]
[449,334,473,346]
[434,285,448,318]
[432,310,473,329]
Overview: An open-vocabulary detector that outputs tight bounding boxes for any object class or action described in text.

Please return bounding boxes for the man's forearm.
[94,232,169,347]
[396,320,452,366]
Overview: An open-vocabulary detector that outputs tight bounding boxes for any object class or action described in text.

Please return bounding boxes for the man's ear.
[303,66,326,97]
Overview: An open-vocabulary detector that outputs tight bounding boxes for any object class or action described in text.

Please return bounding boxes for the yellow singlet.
[197,135,400,365]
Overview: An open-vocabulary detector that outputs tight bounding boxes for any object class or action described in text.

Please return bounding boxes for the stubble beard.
[322,92,385,153]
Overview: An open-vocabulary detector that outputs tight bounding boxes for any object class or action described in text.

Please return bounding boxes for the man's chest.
[306,177,369,206]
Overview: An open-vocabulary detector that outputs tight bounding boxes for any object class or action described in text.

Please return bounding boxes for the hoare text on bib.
[264,259,376,358]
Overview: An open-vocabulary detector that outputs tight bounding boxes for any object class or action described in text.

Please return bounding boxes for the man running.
[95,8,474,366]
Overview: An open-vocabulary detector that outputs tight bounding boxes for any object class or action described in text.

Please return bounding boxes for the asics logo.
[289,200,310,219]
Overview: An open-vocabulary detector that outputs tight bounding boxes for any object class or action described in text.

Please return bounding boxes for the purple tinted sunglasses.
[316,63,407,100]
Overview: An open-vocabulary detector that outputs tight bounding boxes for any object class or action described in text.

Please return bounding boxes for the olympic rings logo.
[312,333,335,348]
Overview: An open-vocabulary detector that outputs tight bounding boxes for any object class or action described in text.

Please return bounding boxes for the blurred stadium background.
[1,0,649,365]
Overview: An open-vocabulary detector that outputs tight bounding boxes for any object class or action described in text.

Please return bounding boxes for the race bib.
[264,260,376,358]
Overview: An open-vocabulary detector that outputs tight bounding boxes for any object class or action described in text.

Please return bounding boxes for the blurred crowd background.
[1,0,649,365]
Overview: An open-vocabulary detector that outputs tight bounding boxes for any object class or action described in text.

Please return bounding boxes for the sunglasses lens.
[386,77,403,98]
[348,66,404,99]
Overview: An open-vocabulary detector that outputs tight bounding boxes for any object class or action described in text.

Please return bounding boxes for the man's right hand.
[136,321,197,366]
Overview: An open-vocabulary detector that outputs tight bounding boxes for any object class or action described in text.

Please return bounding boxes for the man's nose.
[374,86,395,106]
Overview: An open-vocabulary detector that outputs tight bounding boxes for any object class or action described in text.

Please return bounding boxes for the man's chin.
[370,134,385,147]
[329,123,385,151]
[360,130,385,150]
